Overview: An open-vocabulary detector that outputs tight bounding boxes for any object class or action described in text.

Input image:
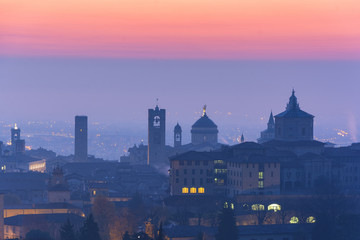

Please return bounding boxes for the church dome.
[191,106,218,134]
[191,106,218,145]
[192,114,218,129]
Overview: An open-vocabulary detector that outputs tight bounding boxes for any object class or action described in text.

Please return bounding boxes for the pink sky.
[1,0,360,59]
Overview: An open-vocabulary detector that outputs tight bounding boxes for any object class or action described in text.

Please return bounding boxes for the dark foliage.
[25,229,52,240]
[216,207,238,240]
[123,231,131,240]
[79,214,101,240]
[59,218,77,240]
[156,222,164,240]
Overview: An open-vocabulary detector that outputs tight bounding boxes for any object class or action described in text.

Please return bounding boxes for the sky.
[1,0,360,59]
[1,0,360,142]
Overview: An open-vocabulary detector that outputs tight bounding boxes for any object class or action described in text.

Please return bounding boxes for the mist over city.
[1,0,360,240]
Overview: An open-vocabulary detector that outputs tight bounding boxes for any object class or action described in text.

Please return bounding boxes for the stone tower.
[75,116,88,162]
[174,123,182,148]
[11,124,25,155]
[11,123,20,145]
[274,90,314,141]
[148,104,166,165]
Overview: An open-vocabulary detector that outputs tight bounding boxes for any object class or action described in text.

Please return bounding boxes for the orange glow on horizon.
[1,0,360,59]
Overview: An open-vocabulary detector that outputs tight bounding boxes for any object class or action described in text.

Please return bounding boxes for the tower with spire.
[148,101,166,165]
[258,111,276,144]
[274,90,314,141]
[11,123,25,155]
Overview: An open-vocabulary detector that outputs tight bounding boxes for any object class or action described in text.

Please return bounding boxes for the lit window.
[230,203,235,210]
[93,190,96,196]
[190,187,197,194]
[259,172,264,179]
[198,187,205,194]
[306,216,316,223]
[182,187,189,194]
[268,204,281,212]
[290,216,299,224]
[251,204,265,211]
[258,180,264,189]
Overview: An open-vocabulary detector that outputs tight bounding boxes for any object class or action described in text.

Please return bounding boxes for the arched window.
[268,204,281,212]
[306,216,316,223]
[251,204,265,211]
[153,116,161,127]
[190,187,197,194]
[290,216,299,224]
[198,187,205,194]
[182,187,188,194]
[175,133,181,141]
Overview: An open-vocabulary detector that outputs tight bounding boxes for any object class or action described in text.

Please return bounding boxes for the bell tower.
[148,102,166,165]
[174,123,182,148]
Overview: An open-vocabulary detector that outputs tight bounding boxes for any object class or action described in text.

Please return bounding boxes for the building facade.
[169,151,223,196]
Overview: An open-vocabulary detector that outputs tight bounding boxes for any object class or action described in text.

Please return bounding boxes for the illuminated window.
[251,204,265,211]
[306,216,316,223]
[182,187,189,194]
[268,204,281,212]
[215,179,224,185]
[93,190,96,196]
[230,203,235,210]
[290,216,299,224]
[214,160,224,164]
[258,180,264,189]
[198,187,205,194]
[259,172,264,179]
[190,187,197,194]
[224,202,229,208]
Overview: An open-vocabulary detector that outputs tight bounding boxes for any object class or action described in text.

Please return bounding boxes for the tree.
[92,195,117,240]
[79,214,101,240]
[310,177,360,240]
[59,218,77,240]
[128,192,146,223]
[132,232,153,240]
[156,222,164,240]
[215,207,238,240]
[122,231,131,240]
[25,229,52,240]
